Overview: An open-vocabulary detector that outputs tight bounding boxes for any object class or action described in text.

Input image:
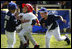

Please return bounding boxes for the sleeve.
[15,20,21,26]
[30,13,39,25]
[53,15,61,21]
[18,13,24,20]
[29,13,37,20]
[31,19,36,25]
[39,18,43,26]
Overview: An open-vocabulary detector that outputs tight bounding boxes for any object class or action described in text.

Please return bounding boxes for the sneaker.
[64,34,70,45]
[34,45,40,48]
[19,41,23,48]
[23,43,28,48]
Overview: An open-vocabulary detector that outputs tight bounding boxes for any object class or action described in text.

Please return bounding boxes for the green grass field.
[1,33,71,48]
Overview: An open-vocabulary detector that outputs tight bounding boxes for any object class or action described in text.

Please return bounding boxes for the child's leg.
[18,30,29,48]
[53,26,66,41]
[18,29,27,44]
[45,30,52,48]
[19,35,29,48]
[24,36,29,47]
[53,26,70,45]
[12,31,16,48]
[5,30,16,48]
[17,29,29,48]
[26,31,40,48]
[26,31,37,46]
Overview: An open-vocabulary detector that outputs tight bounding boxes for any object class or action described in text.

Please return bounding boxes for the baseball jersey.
[18,12,37,30]
[40,15,60,31]
[4,11,21,32]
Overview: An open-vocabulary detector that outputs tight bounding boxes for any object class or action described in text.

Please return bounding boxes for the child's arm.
[31,18,40,26]
[59,16,66,23]
[54,15,66,23]
[35,19,40,26]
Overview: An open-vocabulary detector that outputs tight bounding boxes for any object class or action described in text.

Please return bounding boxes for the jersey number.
[5,15,10,20]
[4,15,10,28]
[4,21,7,28]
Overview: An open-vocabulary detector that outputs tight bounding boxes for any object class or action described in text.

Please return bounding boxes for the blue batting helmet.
[39,8,48,13]
[8,2,17,10]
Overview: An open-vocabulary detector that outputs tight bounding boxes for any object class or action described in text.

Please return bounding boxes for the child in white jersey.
[17,3,40,48]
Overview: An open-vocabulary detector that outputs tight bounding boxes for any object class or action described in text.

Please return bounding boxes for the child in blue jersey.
[4,2,21,48]
[39,8,70,48]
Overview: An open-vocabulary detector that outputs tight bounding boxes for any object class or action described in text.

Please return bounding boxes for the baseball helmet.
[8,2,17,10]
[22,3,33,12]
[39,8,48,13]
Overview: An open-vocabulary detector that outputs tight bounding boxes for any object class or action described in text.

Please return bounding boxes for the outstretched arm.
[31,18,40,26]
[54,15,66,23]
[59,16,66,23]
[35,19,40,26]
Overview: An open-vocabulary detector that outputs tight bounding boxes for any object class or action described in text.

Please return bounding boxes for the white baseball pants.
[5,30,16,48]
[18,28,37,46]
[45,26,66,48]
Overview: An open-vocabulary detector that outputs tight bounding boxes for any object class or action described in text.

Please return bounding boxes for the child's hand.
[59,16,67,24]
[37,23,41,26]
[35,23,41,26]
[62,19,67,23]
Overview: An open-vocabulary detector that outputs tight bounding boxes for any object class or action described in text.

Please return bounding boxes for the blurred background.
[1,1,71,34]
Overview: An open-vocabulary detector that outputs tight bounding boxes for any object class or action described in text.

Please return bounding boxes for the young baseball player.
[4,2,21,48]
[16,3,40,48]
[39,8,70,48]
[14,4,30,48]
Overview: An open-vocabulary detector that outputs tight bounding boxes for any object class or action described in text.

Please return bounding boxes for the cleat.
[64,34,70,45]
[34,45,40,48]
[23,43,28,48]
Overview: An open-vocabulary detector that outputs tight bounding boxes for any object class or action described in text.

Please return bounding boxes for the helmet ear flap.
[22,3,26,8]
[29,6,33,12]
